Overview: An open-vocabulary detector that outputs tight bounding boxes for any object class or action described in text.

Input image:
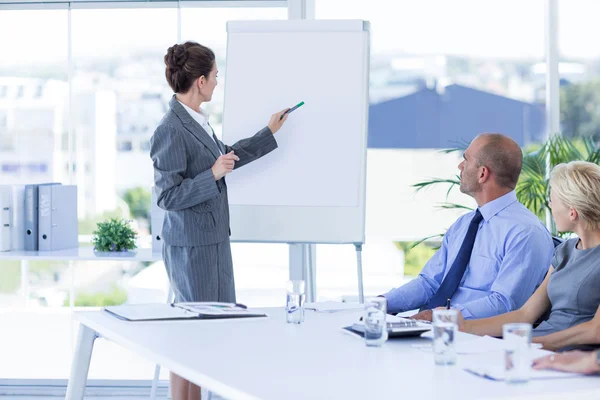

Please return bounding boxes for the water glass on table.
[363,297,387,347]
[286,280,305,324]
[432,309,458,365]
[503,323,532,384]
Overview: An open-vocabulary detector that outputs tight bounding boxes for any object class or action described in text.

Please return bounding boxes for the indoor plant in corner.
[92,218,138,257]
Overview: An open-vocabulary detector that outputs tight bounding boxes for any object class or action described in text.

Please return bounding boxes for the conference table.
[66,307,600,400]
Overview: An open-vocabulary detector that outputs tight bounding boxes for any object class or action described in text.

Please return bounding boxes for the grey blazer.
[150,95,278,246]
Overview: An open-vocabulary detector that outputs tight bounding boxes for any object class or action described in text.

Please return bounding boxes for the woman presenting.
[150,41,288,400]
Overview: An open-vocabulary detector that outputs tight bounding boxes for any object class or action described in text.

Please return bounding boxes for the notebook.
[343,317,431,338]
[104,302,267,321]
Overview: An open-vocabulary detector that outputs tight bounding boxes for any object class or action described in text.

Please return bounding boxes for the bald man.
[383,133,554,321]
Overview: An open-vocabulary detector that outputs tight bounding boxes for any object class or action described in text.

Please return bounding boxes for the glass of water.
[433,309,458,365]
[363,297,387,347]
[503,323,532,384]
[286,280,305,324]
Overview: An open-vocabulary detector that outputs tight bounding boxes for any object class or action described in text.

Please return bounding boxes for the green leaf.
[412,178,461,193]
[407,233,445,252]
[436,202,474,211]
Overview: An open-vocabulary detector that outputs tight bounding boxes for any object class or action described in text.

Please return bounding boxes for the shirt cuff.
[453,303,473,319]
[381,290,408,314]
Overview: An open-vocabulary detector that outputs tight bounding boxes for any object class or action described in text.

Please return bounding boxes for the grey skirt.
[162,238,236,303]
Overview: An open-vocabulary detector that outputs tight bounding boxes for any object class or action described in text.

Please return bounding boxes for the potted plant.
[92,218,138,257]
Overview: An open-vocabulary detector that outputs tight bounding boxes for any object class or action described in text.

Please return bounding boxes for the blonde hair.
[550,161,600,230]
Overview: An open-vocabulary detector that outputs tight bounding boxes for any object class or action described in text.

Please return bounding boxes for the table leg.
[65,324,97,400]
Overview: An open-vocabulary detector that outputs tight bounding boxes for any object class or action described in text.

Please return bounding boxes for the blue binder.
[24,183,61,251]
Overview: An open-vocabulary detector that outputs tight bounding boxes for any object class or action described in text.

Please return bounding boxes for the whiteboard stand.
[289,243,364,304]
[306,244,316,302]
[288,244,316,302]
[355,244,364,303]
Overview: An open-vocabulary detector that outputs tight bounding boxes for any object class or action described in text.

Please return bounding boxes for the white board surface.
[222,20,369,244]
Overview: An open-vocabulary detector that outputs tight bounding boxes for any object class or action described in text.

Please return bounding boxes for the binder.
[10,185,26,250]
[151,186,165,254]
[24,183,61,251]
[38,185,78,251]
[0,186,11,252]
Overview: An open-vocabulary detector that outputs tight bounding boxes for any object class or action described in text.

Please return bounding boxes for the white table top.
[0,247,161,261]
[75,308,600,400]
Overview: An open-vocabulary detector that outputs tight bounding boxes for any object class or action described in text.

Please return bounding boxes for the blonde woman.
[457,161,600,351]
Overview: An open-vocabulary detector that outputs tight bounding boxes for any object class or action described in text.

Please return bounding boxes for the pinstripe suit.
[150,95,278,302]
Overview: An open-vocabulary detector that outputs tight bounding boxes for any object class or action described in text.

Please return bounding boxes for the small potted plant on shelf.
[92,218,138,257]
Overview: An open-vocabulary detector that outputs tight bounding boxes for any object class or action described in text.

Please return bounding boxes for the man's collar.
[479,190,518,222]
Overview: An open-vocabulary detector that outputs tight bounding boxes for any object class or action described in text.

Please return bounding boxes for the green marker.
[280,101,304,120]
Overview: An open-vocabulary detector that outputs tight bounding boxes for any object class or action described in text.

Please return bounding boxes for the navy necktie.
[421,209,484,311]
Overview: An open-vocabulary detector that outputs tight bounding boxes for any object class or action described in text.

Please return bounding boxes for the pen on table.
[446,299,451,309]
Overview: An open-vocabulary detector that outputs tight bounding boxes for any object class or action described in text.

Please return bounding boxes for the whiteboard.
[222,20,370,244]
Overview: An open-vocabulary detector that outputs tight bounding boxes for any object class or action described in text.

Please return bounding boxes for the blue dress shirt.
[383,191,554,319]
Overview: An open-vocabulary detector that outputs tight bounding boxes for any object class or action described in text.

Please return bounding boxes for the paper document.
[493,389,600,400]
[412,335,543,354]
[305,301,363,313]
[176,302,264,317]
[463,363,580,381]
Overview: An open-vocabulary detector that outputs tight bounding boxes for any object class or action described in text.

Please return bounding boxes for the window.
[0,0,571,387]
[71,7,177,237]
[117,140,133,152]
[139,140,151,152]
[315,0,544,295]
[0,111,7,128]
[559,0,600,139]
[0,10,69,382]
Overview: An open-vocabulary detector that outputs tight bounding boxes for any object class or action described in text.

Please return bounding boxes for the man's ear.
[479,166,490,183]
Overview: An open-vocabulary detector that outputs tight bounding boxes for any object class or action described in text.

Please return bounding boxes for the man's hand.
[533,351,600,374]
[409,309,433,322]
[212,151,240,181]
[410,307,467,330]
[454,308,466,331]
